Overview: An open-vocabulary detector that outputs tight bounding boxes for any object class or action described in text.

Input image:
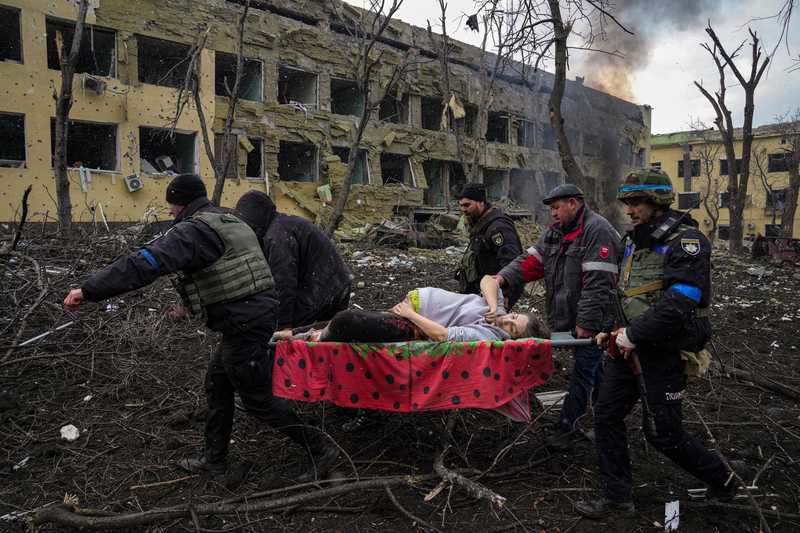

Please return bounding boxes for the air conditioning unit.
[82,74,106,95]
[124,174,143,193]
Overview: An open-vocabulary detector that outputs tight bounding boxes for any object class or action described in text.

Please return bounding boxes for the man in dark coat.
[64,174,338,481]
[455,183,523,307]
[235,191,353,339]
[498,184,620,449]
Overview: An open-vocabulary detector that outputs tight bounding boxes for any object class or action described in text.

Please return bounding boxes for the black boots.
[177,456,226,477]
[295,443,340,483]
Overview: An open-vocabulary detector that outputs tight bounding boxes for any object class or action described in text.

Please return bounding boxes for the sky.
[343,0,799,134]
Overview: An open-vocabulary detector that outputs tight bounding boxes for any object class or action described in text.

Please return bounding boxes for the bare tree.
[775,111,800,237]
[695,25,769,254]
[752,143,782,230]
[688,119,723,244]
[171,0,251,206]
[323,0,412,237]
[52,0,90,231]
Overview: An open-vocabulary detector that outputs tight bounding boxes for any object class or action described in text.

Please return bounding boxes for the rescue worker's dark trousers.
[594,353,730,502]
[204,331,325,465]
[559,343,604,431]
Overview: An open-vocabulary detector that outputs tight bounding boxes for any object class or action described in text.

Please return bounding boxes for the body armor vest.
[176,212,274,315]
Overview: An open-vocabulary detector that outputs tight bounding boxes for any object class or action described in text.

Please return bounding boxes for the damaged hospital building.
[0,0,651,225]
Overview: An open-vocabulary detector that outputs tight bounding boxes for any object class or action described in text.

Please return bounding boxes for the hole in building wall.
[279,141,317,181]
[1,6,23,63]
[421,97,444,131]
[510,169,537,209]
[380,152,413,185]
[331,146,368,184]
[458,105,477,137]
[50,118,117,170]
[483,169,507,202]
[245,138,263,178]
[423,160,445,206]
[449,162,466,202]
[139,127,195,174]
[486,112,508,143]
[215,52,263,101]
[379,91,408,124]
[330,78,363,116]
[214,134,262,179]
[0,113,26,167]
[46,18,116,77]
[278,66,317,106]
[516,120,535,148]
[137,35,191,88]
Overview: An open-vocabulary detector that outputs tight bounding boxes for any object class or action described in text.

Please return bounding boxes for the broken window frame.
[768,152,789,173]
[379,91,409,124]
[244,137,264,180]
[485,112,509,144]
[421,96,444,131]
[214,51,263,101]
[677,159,701,178]
[139,126,197,175]
[482,168,509,202]
[718,158,742,176]
[277,65,318,108]
[765,188,787,211]
[516,119,535,148]
[380,152,415,186]
[0,5,23,64]
[718,191,730,209]
[541,121,557,151]
[331,146,370,185]
[677,191,701,210]
[460,105,478,138]
[509,169,536,209]
[50,118,118,171]
[0,112,26,168]
[278,140,319,182]
[46,17,117,78]
[137,35,192,89]
[330,77,363,117]
[422,159,446,206]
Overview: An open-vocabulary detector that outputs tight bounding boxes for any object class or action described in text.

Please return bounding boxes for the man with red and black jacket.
[64,174,338,481]
[498,184,620,448]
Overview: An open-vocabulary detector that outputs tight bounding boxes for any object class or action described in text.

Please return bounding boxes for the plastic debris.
[60,424,80,442]
[664,500,679,531]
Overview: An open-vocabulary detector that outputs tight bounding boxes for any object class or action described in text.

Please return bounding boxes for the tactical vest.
[176,211,274,315]
[619,223,708,320]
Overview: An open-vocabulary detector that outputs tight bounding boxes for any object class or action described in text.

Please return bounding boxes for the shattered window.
[379,91,408,124]
[46,18,116,77]
[0,6,22,63]
[330,78,363,117]
[331,146,368,184]
[719,158,741,176]
[766,188,787,210]
[380,153,413,185]
[423,160,445,206]
[137,35,191,88]
[245,138,263,178]
[50,118,117,170]
[677,192,700,209]
[278,66,317,107]
[486,113,508,143]
[768,153,789,173]
[139,127,196,174]
[421,97,444,131]
[0,113,26,168]
[718,191,730,208]
[449,162,466,202]
[510,169,537,209]
[677,159,700,177]
[483,169,507,201]
[214,52,263,101]
[541,121,557,151]
[278,141,317,182]
[517,120,535,148]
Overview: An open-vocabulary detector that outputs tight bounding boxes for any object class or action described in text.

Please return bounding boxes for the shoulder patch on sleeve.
[492,232,504,247]
[680,238,701,256]
[599,245,609,259]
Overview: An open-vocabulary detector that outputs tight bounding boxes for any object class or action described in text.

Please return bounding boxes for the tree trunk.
[546,0,587,199]
[52,0,90,232]
[782,153,799,237]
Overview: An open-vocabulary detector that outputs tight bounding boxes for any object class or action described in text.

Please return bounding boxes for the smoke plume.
[577,0,725,102]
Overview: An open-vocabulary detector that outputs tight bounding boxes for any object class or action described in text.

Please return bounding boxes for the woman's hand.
[391,300,415,318]
[484,307,498,323]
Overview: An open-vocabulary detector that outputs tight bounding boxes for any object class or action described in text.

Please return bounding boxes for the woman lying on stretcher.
[297,275,549,343]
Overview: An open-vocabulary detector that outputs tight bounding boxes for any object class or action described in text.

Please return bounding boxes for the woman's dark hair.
[521,312,550,339]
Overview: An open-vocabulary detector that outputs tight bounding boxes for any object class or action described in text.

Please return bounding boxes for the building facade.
[651,123,799,240]
[1,0,650,225]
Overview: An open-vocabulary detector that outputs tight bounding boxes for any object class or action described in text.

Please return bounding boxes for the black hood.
[234,191,278,239]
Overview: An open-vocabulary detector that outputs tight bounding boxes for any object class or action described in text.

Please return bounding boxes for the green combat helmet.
[617,168,675,206]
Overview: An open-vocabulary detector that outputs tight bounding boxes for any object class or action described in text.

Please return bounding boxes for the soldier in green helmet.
[575,168,738,518]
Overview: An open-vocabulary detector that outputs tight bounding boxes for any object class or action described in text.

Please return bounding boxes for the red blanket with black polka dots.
[271,338,553,419]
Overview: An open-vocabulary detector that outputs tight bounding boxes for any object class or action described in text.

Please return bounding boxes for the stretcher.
[272,337,589,422]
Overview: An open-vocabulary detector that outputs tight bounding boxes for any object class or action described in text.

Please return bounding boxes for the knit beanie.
[165,174,207,205]
[457,183,487,202]
[235,190,277,237]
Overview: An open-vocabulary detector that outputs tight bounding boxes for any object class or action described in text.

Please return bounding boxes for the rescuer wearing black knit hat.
[64,174,339,482]
[454,183,523,307]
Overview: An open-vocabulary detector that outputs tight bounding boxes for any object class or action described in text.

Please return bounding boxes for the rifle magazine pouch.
[680,348,711,378]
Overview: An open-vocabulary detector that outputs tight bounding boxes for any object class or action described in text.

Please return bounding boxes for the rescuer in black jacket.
[455,183,523,307]
[235,191,353,339]
[64,175,338,481]
[575,169,734,518]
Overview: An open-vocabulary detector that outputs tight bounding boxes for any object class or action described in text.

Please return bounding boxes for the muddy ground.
[1,225,799,532]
